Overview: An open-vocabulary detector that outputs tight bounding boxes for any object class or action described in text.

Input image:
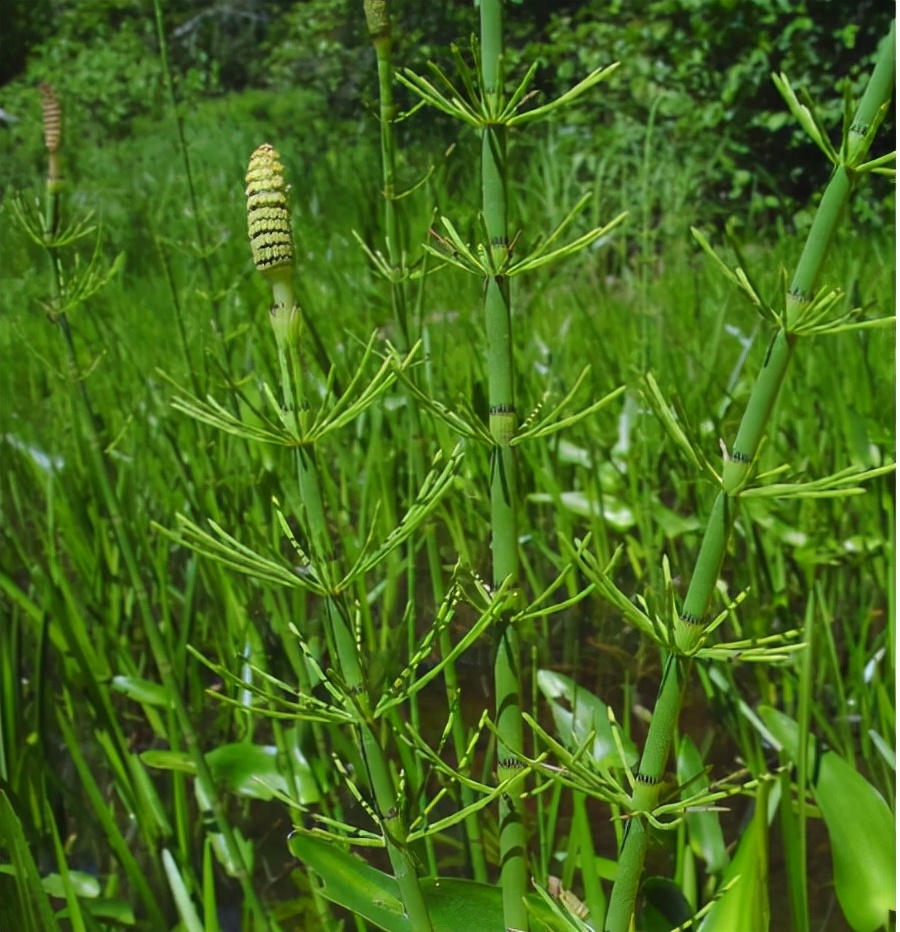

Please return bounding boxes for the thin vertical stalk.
[151,0,219,329]
[287,329,436,932]
[480,1,529,928]
[363,0,488,881]
[49,275,273,931]
[605,26,895,931]
[53,319,275,930]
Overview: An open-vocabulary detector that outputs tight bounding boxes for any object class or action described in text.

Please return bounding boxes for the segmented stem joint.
[498,757,524,771]
[634,771,660,786]
[678,610,703,627]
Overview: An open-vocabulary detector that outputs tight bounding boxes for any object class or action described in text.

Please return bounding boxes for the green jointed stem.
[605,25,895,931]
[722,332,793,492]
[363,0,489,881]
[480,1,529,929]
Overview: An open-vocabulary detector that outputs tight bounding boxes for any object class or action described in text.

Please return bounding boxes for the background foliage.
[1,0,894,221]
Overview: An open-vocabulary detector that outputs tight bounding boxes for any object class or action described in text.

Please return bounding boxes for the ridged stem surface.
[276,304,434,931]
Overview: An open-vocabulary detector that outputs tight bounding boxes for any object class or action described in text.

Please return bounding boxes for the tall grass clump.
[4,83,275,929]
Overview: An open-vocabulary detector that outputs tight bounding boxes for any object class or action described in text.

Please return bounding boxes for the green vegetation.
[0,2,894,931]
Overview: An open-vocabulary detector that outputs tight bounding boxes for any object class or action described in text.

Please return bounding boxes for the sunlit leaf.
[289,834,573,931]
[142,742,321,804]
[759,707,895,932]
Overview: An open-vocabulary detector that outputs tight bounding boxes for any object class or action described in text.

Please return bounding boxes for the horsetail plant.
[478,5,530,928]
[600,23,896,931]
[400,4,626,927]
[4,8,895,931]
[244,141,435,930]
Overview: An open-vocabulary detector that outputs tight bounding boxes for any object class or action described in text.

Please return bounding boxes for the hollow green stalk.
[479,2,529,928]
[605,27,895,931]
[363,0,488,882]
[245,144,433,931]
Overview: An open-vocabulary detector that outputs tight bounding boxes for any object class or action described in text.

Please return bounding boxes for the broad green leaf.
[677,736,729,874]
[289,834,408,931]
[59,899,135,923]
[206,743,320,802]
[142,742,321,804]
[759,707,895,932]
[40,870,100,899]
[698,781,770,931]
[640,876,694,930]
[289,834,574,932]
[537,670,637,769]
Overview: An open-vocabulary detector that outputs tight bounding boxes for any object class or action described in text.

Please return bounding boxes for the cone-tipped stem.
[40,84,63,235]
[245,143,301,346]
[244,142,434,930]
